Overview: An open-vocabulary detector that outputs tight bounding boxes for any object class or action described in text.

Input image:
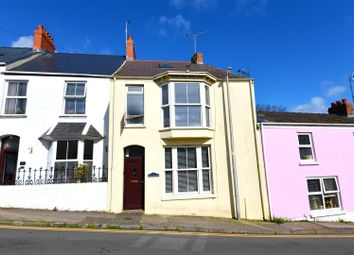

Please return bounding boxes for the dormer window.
[161,82,211,128]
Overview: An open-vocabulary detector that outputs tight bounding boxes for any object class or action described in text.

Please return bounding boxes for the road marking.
[130,236,152,248]
[150,237,188,250]
[191,239,207,252]
[0,225,354,239]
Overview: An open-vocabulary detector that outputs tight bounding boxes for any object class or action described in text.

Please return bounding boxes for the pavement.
[0,208,354,235]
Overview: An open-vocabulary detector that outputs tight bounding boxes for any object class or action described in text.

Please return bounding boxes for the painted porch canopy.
[40,122,103,141]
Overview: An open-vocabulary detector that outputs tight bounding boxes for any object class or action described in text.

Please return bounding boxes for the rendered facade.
[258,107,354,221]
[108,37,269,219]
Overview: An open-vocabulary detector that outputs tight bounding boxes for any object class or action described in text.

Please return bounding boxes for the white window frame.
[63,81,87,115]
[164,146,212,196]
[53,140,95,180]
[54,140,79,181]
[298,133,316,162]
[307,177,341,212]
[3,80,28,115]
[161,84,170,128]
[125,85,144,126]
[161,82,211,128]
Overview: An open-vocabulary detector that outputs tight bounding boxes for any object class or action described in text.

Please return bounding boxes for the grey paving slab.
[0,208,353,235]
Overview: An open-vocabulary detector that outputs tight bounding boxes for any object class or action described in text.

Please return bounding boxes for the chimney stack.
[126,35,136,61]
[191,52,203,64]
[328,98,353,116]
[33,25,55,53]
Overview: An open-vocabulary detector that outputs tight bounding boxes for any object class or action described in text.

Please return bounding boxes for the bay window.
[162,83,211,128]
[164,146,212,195]
[54,140,94,182]
[55,140,78,182]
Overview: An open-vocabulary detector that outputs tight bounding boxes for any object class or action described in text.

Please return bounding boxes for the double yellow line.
[0,225,354,239]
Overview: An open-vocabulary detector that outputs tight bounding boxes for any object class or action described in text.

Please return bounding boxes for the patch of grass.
[87,224,97,229]
[338,219,350,224]
[54,223,67,228]
[107,225,122,230]
[175,226,183,232]
[271,217,291,224]
[38,222,52,227]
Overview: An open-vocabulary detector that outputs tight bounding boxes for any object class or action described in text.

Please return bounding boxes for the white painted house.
[0,25,125,211]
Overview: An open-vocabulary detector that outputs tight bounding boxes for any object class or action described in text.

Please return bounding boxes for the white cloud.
[170,0,219,10]
[321,80,347,98]
[170,0,186,9]
[234,0,268,17]
[326,85,346,97]
[146,15,191,38]
[159,15,190,31]
[11,36,33,47]
[292,97,327,113]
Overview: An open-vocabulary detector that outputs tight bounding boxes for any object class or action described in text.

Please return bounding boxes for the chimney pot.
[126,35,136,61]
[191,52,203,64]
[33,25,55,53]
[328,98,353,117]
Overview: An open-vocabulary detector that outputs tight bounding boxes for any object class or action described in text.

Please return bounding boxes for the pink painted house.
[258,100,354,221]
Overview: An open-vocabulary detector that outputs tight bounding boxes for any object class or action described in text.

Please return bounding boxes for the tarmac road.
[0,227,353,255]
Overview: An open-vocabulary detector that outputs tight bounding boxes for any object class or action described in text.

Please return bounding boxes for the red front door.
[123,157,144,210]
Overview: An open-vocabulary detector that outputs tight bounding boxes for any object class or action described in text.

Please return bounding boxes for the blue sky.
[1,0,354,112]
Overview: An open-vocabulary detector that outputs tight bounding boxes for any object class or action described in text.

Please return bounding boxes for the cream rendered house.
[108,36,269,219]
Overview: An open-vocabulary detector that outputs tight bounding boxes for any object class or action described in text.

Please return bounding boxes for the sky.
[1,0,354,113]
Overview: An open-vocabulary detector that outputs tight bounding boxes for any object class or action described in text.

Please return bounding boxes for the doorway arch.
[0,135,20,185]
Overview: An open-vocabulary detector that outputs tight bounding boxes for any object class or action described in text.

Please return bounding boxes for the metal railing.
[12,166,108,185]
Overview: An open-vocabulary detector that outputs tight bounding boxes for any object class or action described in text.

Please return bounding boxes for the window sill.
[59,115,87,118]
[161,193,216,201]
[310,209,344,218]
[299,160,320,166]
[159,128,214,139]
[0,114,27,118]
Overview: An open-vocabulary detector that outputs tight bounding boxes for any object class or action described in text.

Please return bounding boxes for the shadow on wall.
[103,106,109,168]
[219,81,237,219]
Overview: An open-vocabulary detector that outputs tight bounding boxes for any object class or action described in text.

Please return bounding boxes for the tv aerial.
[125,19,138,41]
[186,31,208,53]
[348,73,354,104]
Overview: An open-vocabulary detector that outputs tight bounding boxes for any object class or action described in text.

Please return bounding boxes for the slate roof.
[116,60,240,79]
[0,47,36,64]
[41,122,103,141]
[9,52,126,76]
[257,111,354,124]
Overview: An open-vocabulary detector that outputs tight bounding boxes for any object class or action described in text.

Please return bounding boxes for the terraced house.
[0,25,125,211]
[258,100,354,222]
[108,36,269,219]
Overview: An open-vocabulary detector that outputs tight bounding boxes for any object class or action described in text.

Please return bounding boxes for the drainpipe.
[225,67,241,220]
[107,78,116,212]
